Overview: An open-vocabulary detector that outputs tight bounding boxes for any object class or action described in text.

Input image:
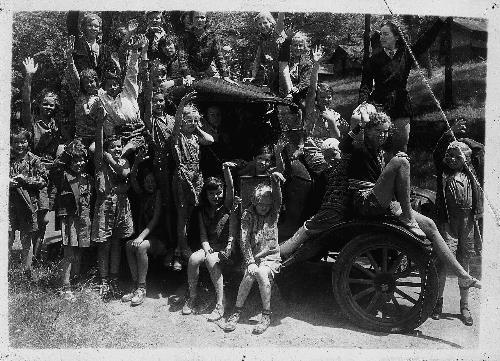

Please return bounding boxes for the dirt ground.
[14,212,481,350]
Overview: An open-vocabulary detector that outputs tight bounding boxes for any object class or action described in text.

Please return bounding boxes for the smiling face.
[206,106,221,127]
[255,154,272,175]
[40,95,57,118]
[106,139,123,160]
[104,78,121,98]
[256,17,273,34]
[11,136,29,158]
[152,93,165,115]
[81,76,98,95]
[364,122,390,150]
[380,24,398,50]
[69,156,86,174]
[444,147,466,171]
[162,42,176,57]
[207,186,224,207]
[316,87,333,109]
[192,12,207,31]
[291,35,308,57]
[181,110,200,134]
[83,18,100,40]
[147,13,163,29]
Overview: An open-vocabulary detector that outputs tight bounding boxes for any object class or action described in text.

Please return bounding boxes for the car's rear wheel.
[332,233,438,333]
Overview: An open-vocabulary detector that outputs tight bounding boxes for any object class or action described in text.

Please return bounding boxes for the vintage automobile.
[180,77,440,334]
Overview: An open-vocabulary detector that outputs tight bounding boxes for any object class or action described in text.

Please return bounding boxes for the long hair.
[380,21,404,50]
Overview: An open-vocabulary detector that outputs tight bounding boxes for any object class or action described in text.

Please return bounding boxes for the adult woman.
[340,105,481,290]
[358,18,445,153]
[177,11,230,84]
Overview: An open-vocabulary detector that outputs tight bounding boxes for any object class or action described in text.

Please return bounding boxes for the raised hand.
[311,45,324,63]
[90,99,106,124]
[450,118,467,136]
[274,137,287,153]
[223,161,237,169]
[284,23,296,40]
[271,171,285,183]
[135,147,149,163]
[66,35,75,57]
[23,57,39,77]
[322,108,341,125]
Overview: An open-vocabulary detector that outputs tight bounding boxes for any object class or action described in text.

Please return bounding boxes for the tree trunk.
[443,17,454,109]
[363,14,371,66]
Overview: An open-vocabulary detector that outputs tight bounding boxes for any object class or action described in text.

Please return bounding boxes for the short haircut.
[446,141,472,162]
[104,135,122,150]
[254,11,276,26]
[11,127,31,143]
[81,13,102,28]
[65,138,87,162]
[79,68,98,94]
[366,111,392,130]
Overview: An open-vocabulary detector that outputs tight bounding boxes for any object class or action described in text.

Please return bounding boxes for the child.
[182,162,236,320]
[178,11,230,82]
[144,11,167,62]
[51,139,92,301]
[21,57,64,259]
[92,101,134,300]
[122,150,165,306]
[432,122,483,326]
[249,12,285,89]
[9,128,47,279]
[66,12,103,75]
[171,92,214,269]
[279,31,312,99]
[237,145,278,177]
[65,35,104,150]
[224,171,285,334]
[98,35,148,158]
[156,35,185,88]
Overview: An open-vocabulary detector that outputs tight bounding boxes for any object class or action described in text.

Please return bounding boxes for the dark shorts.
[353,189,402,217]
[304,207,344,233]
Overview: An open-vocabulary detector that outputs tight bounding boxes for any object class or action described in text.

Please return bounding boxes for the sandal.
[459,277,481,290]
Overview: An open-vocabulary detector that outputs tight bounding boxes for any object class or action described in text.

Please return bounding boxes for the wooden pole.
[443,17,454,109]
[363,14,371,66]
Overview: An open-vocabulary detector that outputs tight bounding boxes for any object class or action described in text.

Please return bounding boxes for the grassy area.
[8,261,138,348]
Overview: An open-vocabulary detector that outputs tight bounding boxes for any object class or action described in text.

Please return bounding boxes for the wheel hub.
[374,273,396,295]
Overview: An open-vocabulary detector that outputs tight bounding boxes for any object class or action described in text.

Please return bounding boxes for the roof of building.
[453,18,487,33]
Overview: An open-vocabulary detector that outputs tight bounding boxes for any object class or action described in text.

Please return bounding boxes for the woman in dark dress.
[358,18,446,153]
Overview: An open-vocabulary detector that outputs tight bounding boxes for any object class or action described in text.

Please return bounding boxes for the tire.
[332,233,439,333]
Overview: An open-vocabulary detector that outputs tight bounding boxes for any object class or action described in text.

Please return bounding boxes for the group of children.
[9,11,483,334]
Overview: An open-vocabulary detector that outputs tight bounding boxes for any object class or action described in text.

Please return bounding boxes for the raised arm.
[304,45,323,133]
[274,138,286,175]
[122,35,146,101]
[195,124,214,145]
[21,57,39,128]
[239,210,256,266]
[270,171,284,214]
[142,60,155,131]
[130,148,148,194]
[222,162,236,209]
[64,35,80,100]
[93,100,107,169]
[358,59,373,105]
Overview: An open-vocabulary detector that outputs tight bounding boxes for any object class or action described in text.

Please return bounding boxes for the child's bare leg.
[235,271,255,308]
[20,232,34,273]
[187,249,206,298]
[109,237,122,276]
[414,212,478,285]
[255,265,273,311]
[457,254,471,304]
[206,252,224,306]
[136,240,151,285]
[61,246,75,287]
[372,156,414,221]
[125,239,138,283]
[34,210,49,259]
[97,241,111,280]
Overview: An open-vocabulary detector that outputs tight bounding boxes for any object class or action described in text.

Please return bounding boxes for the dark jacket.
[51,168,92,218]
[359,19,445,119]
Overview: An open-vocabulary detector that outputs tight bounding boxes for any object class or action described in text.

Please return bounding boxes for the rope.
[381,0,500,225]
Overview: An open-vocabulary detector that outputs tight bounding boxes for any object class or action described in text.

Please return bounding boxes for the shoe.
[182,296,196,315]
[398,216,426,238]
[121,288,137,303]
[459,277,482,290]
[131,287,146,306]
[224,308,242,332]
[207,303,225,322]
[431,297,443,320]
[252,310,271,334]
[99,282,112,302]
[460,305,473,326]
[109,278,121,299]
